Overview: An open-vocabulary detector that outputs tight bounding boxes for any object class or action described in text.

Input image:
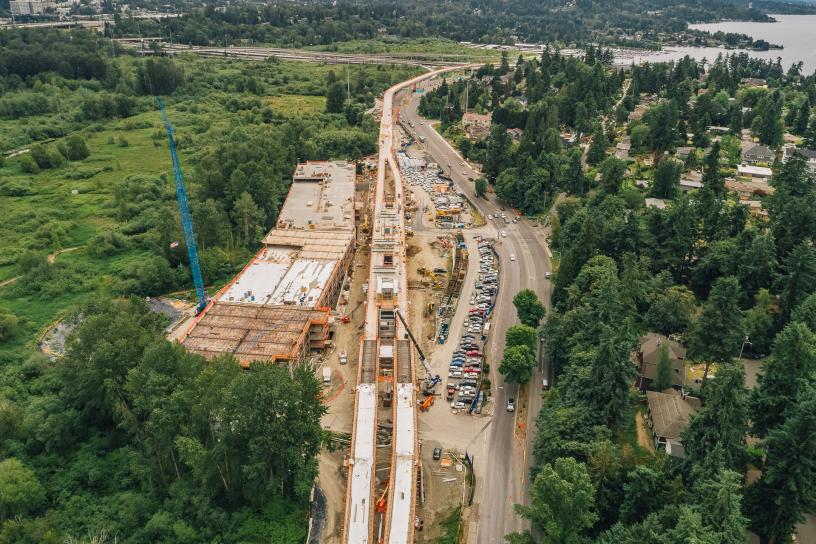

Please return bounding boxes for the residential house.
[633,333,686,391]
[628,104,648,122]
[644,198,667,209]
[615,141,631,160]
[560,132,578,147]
[462,112,492,140]
[782,144,816,174]
[707,125,730,135]
[675,147,695,161]
[645,389,700,456]
[738,199,768,220]
[742,144,774,165]
[680,171,703,192]
[506,127,524,141]
[725,178,774,198]
[741,77,768,88]
[737,164,773,181]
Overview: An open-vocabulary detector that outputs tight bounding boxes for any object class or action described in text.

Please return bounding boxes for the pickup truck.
[339,350,348,365]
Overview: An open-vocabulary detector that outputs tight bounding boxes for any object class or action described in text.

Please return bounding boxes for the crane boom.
[395,309,438,387]
[157,96,207,313]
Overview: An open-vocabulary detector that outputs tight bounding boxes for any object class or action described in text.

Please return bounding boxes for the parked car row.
[447,237,499,412]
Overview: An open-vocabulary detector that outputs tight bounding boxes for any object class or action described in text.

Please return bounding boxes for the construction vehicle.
[394,309,441,393]
[157,96,207,313]
[375,481,390,513]
[419,395,434,412]
[341,300,364,323]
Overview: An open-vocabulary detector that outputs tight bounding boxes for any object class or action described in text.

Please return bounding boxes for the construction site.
[179,161,357,366]
[168,69,476,544]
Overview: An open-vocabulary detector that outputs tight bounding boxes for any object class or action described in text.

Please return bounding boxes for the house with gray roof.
[742,144,775,165]
[782,144,816,174]
[645,389,700,455]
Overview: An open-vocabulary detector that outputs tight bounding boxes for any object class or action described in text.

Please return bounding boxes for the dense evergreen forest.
[436,46,816,544]
[0,29,418,541]
[104,0,812,49]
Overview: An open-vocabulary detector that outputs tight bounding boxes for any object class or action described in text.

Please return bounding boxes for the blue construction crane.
[156,96,208,313]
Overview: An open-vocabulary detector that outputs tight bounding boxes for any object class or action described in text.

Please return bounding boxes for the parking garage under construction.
[180,161,356,366]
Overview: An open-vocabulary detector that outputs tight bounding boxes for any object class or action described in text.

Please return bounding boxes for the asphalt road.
[400,83,553,544]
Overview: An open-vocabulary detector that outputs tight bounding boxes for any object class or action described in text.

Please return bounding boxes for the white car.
[501,231,507,237]
[510,254,516,261]
[487,214,493,220]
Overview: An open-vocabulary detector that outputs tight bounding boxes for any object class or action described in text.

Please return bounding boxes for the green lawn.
[0,55,422,359]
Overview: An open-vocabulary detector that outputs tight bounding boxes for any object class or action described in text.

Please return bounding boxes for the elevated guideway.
[343,65,474,544]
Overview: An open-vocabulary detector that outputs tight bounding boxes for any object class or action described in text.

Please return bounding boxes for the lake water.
[612,15,816,73]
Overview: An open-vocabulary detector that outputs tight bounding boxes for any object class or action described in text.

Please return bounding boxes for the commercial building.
[10,0,43,15]
[181,161,356,366]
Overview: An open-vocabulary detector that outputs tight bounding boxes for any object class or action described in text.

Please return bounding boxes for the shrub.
[0,310,19,342]
[65,135,90,160]
[0,178,32,196]
[29,144,49,168]
[47,147,66,168]
[88,230,129,258]
[121,255,180,296]
[17,251,48,274]
[20,154,40,174]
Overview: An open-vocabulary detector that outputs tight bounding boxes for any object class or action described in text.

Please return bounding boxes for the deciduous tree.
[513,289,546,327]
[499,345,536,385]
[506,324,538,350]
[513,458,598,544]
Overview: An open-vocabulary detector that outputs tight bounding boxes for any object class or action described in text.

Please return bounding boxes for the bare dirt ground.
[316,449,347,544]
[407,235,449,360]
[635,410,655,452]
[416,439,467,544]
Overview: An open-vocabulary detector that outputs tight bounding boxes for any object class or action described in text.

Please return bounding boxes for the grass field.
[306,37,503,59]
[0,54,421,359]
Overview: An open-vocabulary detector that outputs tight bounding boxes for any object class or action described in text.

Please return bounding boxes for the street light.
[738,336,752,361]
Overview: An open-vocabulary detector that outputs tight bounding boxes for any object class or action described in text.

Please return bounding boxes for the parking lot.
[397,147,474,230]
[445,236,498,414]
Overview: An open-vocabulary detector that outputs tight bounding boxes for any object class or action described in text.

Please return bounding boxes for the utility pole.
[346,61,351,104]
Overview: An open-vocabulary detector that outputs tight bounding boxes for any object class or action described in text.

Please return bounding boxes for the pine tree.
[750,322,816,438]
[794,99,811,136]
[325,82,346,113]
[650,157,682,199]
[587,124,607,166]
[702,141,723,196]
[682,362,748,470]
[688,276,744,382]
[805,115,816,149]
[746,387,816,543]
[694,469,749,544]
[653,341,674,391]
[563,149,587,195]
